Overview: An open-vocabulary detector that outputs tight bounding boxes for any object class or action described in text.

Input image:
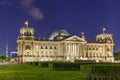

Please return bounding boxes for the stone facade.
[17,27,114,63]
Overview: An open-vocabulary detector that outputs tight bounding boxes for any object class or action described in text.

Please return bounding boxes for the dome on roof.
[49,29,70,40]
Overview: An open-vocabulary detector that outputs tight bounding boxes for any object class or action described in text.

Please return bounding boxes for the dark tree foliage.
[0,54,9,61]
[114,52,120,60]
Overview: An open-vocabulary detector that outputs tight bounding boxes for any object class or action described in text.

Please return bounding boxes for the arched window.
[25,45,31,50]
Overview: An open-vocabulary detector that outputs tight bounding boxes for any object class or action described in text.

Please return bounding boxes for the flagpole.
[27,22,28,28]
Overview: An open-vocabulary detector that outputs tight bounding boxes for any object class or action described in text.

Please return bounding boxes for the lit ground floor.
[16,56,114,63]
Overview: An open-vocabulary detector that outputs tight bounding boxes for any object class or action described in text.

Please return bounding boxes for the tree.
[114,52,120,60]
[0,54,10,62]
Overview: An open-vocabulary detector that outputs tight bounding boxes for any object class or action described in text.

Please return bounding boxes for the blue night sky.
[0,0,120,56]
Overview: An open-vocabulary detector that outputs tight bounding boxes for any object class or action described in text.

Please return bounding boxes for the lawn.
[0,64,85,80]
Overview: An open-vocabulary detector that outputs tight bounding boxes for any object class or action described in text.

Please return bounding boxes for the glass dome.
[49,29,70,40]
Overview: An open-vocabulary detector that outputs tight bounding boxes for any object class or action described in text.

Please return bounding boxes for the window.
[41,46,43,49]
[107,54,109,57]
[99,53,101,57]
[45,46,48,49]
[107,48,110,51]
[25,45,31,50]
[41,51,43,57]
[96,48,98,50]
[86,53,88,57]
[50,46,52,49]
[89,48,91,50]
[46,52,48,57]
[90,53,92,57]
[54,46,57,49]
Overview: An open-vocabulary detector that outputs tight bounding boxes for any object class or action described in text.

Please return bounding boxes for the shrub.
[38,62,49,68]
[49,62,80,70]
[28,62,33,65]
[33,62,39,66]
[80,63,120,80]
[80,65,92,76]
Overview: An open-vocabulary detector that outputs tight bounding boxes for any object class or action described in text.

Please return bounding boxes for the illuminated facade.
[17,26,114,63]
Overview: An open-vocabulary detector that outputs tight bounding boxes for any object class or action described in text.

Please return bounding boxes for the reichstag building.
[17,26,114,63]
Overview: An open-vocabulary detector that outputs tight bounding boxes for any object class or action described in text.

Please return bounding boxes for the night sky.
[0,0,120,56]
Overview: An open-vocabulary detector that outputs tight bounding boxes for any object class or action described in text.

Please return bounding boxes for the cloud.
[20,0,44,20]
[20,0,33,9]
[28,7,44,20]
[0,0,44,20]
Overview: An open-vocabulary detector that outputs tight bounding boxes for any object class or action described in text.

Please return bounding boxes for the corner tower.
[17,21,35,63]
[96,28,114,62]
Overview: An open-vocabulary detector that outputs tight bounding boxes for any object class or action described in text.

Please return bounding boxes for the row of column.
[66,44,80,57]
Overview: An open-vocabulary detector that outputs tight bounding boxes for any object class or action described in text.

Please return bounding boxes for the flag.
[102,27,106,31]
[24,20,28,27]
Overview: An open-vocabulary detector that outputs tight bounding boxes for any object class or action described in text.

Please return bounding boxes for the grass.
[0,64,85,80]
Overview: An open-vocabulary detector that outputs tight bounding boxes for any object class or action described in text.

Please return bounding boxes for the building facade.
[17,27,114,63]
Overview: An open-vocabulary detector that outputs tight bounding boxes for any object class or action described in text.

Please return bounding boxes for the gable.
[63,35,86,42]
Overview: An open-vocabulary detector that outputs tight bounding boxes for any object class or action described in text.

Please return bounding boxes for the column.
[66,44,68,55]
[77,44,79,57]
[75,44,76,57]
[68,44,70,57]
[70,44,72,56]
[72,44,74,56]
[73,44,75,56]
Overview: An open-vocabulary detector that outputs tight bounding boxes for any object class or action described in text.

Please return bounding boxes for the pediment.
[64,35,86,42]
